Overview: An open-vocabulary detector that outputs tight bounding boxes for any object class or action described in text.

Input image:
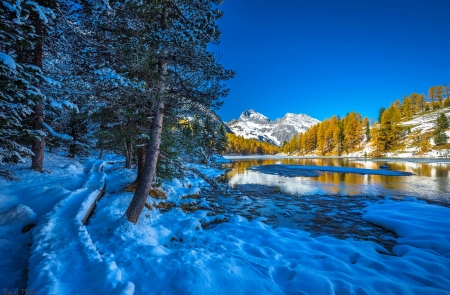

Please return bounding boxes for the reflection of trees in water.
[225,158,450,195]
[434,164,450,177]
[313,172,407,193]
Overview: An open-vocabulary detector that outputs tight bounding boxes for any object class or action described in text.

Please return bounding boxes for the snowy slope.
[401,106,450,133]
[227,110,320,145]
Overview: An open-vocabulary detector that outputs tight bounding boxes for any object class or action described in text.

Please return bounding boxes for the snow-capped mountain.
[226,109,320,146]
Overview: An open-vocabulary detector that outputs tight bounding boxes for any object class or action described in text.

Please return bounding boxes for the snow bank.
[210,154,232,163]
[187,163,226,179]
[27,160,134,294]
[88,183,450,294]
[0,154,97,291]
[249,164,414,177]
[160,178,203,203]
[0,153,85,217]
[0,205,36,290]
[363,198,450,256]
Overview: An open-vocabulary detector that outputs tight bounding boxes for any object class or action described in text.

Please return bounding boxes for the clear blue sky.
[213,0,450,123]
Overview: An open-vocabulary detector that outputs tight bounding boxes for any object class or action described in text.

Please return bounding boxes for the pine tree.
[370,124,384,156]
[379,104,402,151]
[297,132,304,154]
[0,0,54,178]
[216,124,228,155]
[401,95,415,118]
[428,86,436,104]
[433,113,449,146]
[417,93,426,113]
[436,85,444,107]
[325,116,337,154]
[378,107,385,123]
[445,85,450,103]
[445,97,450,107]
[125,0,234,223]
[364,117,371,141]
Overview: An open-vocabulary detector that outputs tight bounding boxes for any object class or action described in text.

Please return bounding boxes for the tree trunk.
[126,7,168,223]
[68,123,78,158]
[124,141,133,169]
[31,99,45,172]
[31,20,44,172]
[126,100,165,223]
[135,143,147,183]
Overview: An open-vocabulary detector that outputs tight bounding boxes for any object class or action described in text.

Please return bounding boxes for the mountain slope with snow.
[226,110,320,145]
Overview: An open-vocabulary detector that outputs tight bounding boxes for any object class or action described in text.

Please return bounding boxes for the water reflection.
[223,157,450,204]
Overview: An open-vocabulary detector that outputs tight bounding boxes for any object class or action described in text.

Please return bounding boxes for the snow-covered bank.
[363,198,450,256]
[0,205,36,291]
[89,188,450,294]
[249,164,414,177]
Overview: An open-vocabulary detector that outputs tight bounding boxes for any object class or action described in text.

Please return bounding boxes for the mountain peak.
[227,110,320,146]
[239,109,270,123]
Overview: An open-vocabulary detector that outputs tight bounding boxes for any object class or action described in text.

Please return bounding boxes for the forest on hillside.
[225,133,281,155]
[282,87,450,157]
[225,86,450,156]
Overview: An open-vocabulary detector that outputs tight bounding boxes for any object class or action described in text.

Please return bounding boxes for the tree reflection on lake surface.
[223,157,450,204]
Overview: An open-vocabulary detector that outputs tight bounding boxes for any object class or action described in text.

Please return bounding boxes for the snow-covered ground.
[0,154,91,291]
[88,190,450,294]
[1,153,450,294]
[401,107,450,134]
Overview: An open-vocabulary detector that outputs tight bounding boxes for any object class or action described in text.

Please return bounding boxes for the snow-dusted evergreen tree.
[434,113,449,146]
[36,0,105,159]
[0,0,54,178]
[124,0,234,223]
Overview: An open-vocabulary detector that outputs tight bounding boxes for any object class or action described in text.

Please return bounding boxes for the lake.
[223,156,450,202]
[205,156,450,250]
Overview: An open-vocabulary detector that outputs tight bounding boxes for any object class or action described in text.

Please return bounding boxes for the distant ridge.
[226,109,320,146]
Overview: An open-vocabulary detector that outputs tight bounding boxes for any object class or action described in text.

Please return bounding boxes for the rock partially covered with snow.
[0,204,36,233]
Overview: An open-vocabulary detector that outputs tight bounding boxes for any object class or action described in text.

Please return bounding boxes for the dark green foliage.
[444,98,450,107]
[0,0,53,179]
[434,113,449,146]
[378,108,386,123]
[365,120,371,141]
